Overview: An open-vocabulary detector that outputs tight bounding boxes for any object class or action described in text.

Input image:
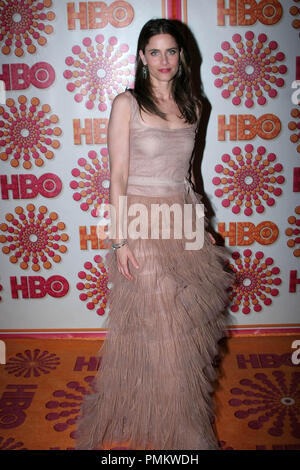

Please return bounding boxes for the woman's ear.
[139,49,146,66]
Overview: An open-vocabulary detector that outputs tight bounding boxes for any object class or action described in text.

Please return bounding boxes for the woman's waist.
[126,175,186,197]
[127,175,187,186]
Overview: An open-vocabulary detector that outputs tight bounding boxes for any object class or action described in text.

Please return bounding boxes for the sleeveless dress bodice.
[126,92,198,198]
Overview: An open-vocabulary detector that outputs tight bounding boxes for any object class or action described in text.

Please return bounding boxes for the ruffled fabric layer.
[74,187,235,450]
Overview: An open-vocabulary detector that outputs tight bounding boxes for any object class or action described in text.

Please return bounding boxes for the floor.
[0,334,299,450]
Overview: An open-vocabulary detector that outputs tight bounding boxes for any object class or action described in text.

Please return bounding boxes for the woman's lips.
[158,68,171,73]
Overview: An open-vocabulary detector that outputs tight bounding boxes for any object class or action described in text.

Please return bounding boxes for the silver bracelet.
[112,239,128,251]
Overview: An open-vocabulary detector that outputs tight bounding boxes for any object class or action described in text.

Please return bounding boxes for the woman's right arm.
[107,91,140,279]
[107,91,131,244]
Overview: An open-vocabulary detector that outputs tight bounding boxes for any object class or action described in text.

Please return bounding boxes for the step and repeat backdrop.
[0,0,299,338]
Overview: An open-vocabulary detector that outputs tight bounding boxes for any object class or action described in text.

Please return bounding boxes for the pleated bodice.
[126,91,198,198]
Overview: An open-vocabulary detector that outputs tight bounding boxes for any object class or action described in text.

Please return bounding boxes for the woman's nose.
[161,54,169,65]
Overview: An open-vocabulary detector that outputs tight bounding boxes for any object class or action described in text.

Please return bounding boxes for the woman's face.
[139,33,181,83]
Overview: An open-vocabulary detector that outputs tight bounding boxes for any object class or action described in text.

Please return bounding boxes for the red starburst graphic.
[0,95,61,169]
[285,206,300,258]
[212,144,284,216]
[70,149,110,217]
[288,107,300,154]
[212,31,287,107]
[0,0,55,56]
[77,255,109,316]
[0,204,68,270]
[63,35,135,111]
[4,348,60,377]
[228,249,281,314]
[229,371,300,438]
[0,436,27,449]
[45,380,84,436]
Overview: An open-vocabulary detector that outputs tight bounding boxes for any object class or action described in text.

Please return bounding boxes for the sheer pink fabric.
[74,91,234,450]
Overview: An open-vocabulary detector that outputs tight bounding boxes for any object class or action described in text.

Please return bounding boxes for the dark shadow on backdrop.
[173,20,226,246]
[172,20,236,348]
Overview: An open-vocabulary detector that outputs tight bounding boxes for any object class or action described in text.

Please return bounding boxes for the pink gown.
[74,91,234,450]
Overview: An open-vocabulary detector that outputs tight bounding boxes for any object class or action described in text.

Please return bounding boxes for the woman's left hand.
[208,232,216,245]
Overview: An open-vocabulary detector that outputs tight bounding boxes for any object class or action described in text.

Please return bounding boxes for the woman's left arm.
[192,99,216,245]
[191,170,196,186]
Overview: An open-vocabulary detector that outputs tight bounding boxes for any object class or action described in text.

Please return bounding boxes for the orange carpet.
[0,334,299,450]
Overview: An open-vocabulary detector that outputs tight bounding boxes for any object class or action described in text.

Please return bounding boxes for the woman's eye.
[149,49,177,56]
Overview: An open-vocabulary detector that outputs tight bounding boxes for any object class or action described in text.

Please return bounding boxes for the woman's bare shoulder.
[109,91,133,127]
[111,90,132,109]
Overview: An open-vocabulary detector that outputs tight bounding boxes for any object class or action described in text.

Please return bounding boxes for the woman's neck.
[151,80,173,102]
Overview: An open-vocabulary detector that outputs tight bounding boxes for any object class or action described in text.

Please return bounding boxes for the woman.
[75,18,234,451]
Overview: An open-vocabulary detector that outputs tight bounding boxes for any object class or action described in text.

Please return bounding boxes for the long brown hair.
[129,18,201,124]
